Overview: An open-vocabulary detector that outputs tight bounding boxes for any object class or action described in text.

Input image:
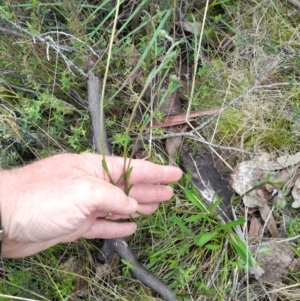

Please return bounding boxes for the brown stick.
[87,72,110,155]
[149,107,221,128]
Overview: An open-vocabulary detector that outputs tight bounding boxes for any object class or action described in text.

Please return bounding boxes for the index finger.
[81,154,183,184]
[122,158,183,184]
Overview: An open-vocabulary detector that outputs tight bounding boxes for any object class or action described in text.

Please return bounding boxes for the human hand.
[0,153,182,258]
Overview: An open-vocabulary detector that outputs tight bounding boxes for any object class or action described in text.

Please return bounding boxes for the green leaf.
[217,219,245,231]
[209,196,223,215]
[121,259,134,269]
[184,214,204,223]
[126,184,134,195]
[263,172,275,183]
[172,216,193,236]
[194,219,245,246]
[125,166,133,179]
[272,181,285,188]
[205,244,221,250]
[102,159,115,184]
[184,188,208,212]
[195,232,217,246]
[257,246,272,255]
[229,232,254,267]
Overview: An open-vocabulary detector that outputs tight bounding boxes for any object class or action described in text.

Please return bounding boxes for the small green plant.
[287,218,300,258]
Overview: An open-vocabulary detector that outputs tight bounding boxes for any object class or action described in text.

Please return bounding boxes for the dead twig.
[149,132,259,155]
[149,107,221,128]
[0,14,99,76]
[87,72,110,155]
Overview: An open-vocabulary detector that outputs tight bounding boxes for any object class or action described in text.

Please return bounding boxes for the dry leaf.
[247,207,259,214]
[276,152,300,167]
[95,253,121,279]
[166,136,181,166]
[259,76,282,86]
[230,159,269,208]
[265,166,299,194]
[231,155,300,209]
[259,161,284,171]
[257,153,283,171]
[230,160,263,195]
[243,191,267,208]
[258,152,300,170]
[176,21,201,34]
[252,241,294,283]
[166,125,186,166]
[126,44,144,85]
[59,256,82,273]
[135,149,149,160]
[292,177,300,208]
[258,204,281,238]
[248,216,263,239]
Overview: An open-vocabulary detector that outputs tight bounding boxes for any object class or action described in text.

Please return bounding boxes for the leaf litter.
[230,152,300,283]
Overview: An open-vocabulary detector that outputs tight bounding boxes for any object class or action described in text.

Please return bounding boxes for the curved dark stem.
[98,239,178,301]
[87,72,179,301]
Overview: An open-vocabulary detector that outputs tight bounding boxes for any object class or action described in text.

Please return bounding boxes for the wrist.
[0,170,6,256]
[0,205,3,257]
[0,168,17,257]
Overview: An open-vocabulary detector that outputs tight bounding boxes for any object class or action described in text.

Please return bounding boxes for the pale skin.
[0,153,182,258]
